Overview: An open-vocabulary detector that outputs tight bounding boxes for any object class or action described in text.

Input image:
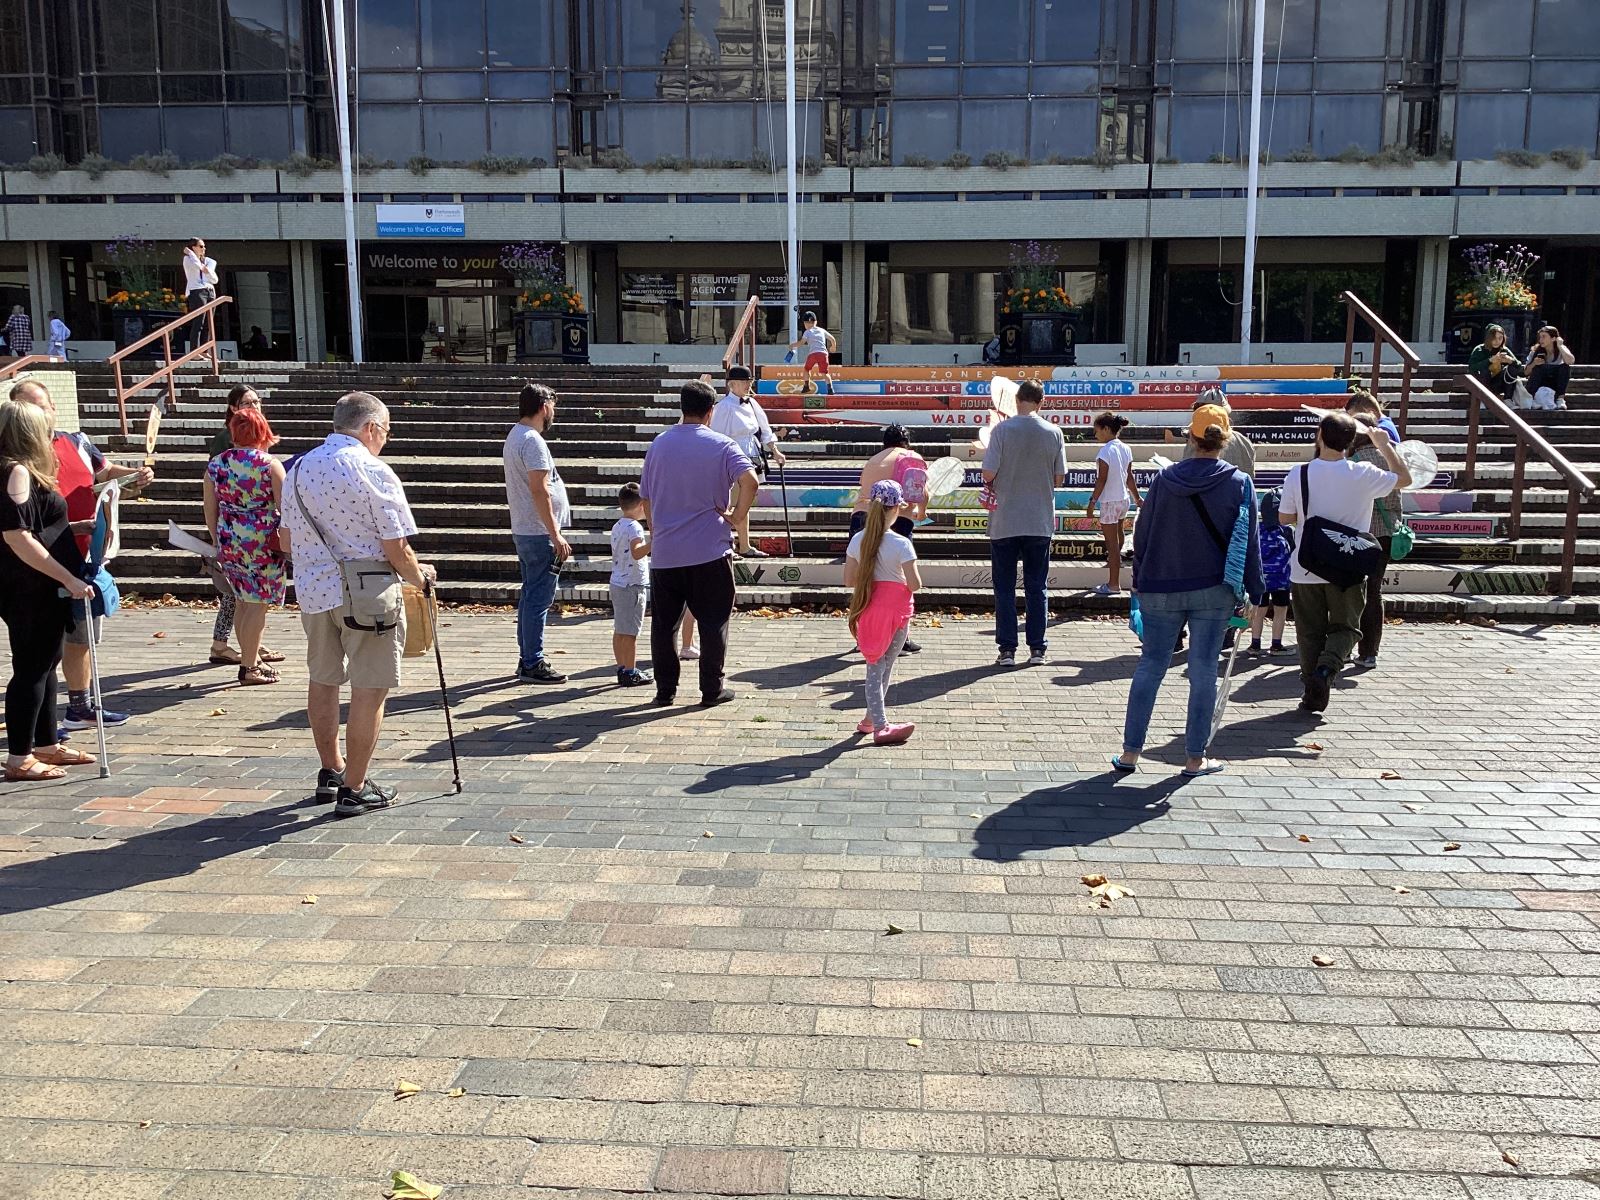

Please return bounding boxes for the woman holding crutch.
[0,399,95,781]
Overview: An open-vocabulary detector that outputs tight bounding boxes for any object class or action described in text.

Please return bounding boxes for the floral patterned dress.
[206,447,286,605]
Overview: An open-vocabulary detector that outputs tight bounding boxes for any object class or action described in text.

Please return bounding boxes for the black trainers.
[617,667,653,687]
[700,688,735,708]
[901,638,923,654]
[517,660,568,684]
[650,693,675,707]
[335,779,397,817]
[1301,666,1333,714]
[315,767,345,804]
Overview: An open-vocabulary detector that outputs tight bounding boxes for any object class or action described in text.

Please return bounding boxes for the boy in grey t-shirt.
[981,380,1067,666]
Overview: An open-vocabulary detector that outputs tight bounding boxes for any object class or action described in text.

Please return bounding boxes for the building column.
[927,273,952,343]
[1414,235,1450,348]
[889,273,910,345]
[840,242,866,364]
[24,242,62,336]
[564,242,591,306]
[289,242,326,362]
[1121,238,1154,366]
[974,272,997,341]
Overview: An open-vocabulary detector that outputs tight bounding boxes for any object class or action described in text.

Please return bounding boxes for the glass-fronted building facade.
[1,0,1596,363]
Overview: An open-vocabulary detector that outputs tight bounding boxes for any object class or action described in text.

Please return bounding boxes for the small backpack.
[892,453,929,505]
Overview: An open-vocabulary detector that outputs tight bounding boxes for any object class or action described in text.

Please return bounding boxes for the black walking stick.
[424,579,462,795]
[776,457,794,556]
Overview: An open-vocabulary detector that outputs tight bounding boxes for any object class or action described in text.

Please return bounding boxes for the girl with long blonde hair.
[844,479,922,745]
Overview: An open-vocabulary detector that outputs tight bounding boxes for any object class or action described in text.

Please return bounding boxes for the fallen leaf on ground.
[388,1170,444,1200]
[701,831,714,838]
[137,1119,151,1128]
[1501,1151,1520,1167]
[927,617,943,629]
[207,708,226,717]
[1081,873,1134,906]
[393,1080,422,1101]
[508,834,525,844]
[968,812,981,819]
[1297,834,1312,843]
[1080,873,1109,887]
[301,895,317,905]
[1391,886,1411,895]
[1443,842,1462,852]
[1402,804,1421,813]
[151,631,166,639]
[1505,667,1515,674]
[1311,954,1336,967]
[1305,742,1325,752]
[885,924,905,936]
[444,1087,465,1098]
[1380,771,1403,780]
[906,1038,922,1048]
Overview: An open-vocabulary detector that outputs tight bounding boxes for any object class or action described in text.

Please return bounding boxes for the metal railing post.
[1508,439,1528,539]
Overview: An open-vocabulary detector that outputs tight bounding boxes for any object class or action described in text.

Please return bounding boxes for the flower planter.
[997,312,1080,366]
[1444,308,1541,364]
[515,311,590,363]
[113,309,186,354]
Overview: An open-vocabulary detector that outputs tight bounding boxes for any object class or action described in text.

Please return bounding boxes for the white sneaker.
[679,644,701,661]
[995,650,1015,667]
[1026,651,1047,667]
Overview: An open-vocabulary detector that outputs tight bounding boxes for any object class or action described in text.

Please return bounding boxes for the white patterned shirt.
[281,433,418,614]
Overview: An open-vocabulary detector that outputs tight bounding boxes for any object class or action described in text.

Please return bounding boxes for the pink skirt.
[855,580,915,664]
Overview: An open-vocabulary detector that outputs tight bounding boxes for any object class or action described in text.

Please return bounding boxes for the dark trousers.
[848,511,916,538]
[1527,362,1570,403]
[184,287,215,354]
[3,596,69,757]
[1358,535,1394,660]
[1293,580,1367,682]
[649,557,736,702]
[990,535,1051,653]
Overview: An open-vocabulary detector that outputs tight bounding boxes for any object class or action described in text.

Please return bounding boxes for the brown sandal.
[258,646,286,664]
[4,758,67,782]
[34,746,96,768]
[237,665,278,687]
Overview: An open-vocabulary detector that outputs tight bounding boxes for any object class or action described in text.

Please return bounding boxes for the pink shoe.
[856,718,876,734]
[873,722,915,746]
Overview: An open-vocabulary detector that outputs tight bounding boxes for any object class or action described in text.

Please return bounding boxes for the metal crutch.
[776,457,794,556]
[423,579,462,795]
[1206,608,1252,753]
[83,605,109,779]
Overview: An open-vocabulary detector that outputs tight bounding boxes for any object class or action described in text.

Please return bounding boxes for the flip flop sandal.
[5,759,67,782]
[209,652,242,666]
[1181,762,1227,778]
[1110,755,1138,773]
[34,746,95,768]
[258,647,286,663]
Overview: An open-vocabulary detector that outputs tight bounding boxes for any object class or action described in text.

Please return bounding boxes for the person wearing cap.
[788,311,837,392]
[1278,411,1409,714]
[1114,403,1264,778]
[709,365,785,558]
[1181,387,1256,478]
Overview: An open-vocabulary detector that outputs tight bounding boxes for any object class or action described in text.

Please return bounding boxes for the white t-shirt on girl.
[846,528,917,584]
[1096,438,1133,504]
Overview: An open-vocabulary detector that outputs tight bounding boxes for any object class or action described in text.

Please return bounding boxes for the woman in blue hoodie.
[1113,403,1265,777]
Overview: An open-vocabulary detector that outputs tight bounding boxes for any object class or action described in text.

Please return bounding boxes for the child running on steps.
[1085,412,1140,595]
[609,483,654,687]
[845,480,922,746]
[1249,486,1295,657]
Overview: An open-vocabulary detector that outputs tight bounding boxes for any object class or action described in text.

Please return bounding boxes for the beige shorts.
[301,607,405,690]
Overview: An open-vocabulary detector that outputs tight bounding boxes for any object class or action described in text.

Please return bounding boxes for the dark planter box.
[1444,308,1541,364]
[114,309,185,354]
[997,311,1079,365]
[515,311,590,364]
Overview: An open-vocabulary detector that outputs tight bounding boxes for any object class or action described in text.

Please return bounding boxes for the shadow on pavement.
[971,771,1184,861]
[683,737,863,793]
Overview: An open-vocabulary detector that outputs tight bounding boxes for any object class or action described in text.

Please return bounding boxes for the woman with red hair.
[204,406,286,685]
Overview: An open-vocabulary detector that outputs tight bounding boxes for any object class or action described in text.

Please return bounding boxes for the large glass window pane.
[894,68,959,97]
[1264,94,1312,157]
[754,103,822,164]
[1463,0,1533,55]
[1168,97,1238,161]
[966,0,1027,60]
[689,102,754,161]
[98,0,158,71]
[422,73,484,99]
[1536,0,1600,55]
[0,5,25,75]
[421,0,483,67]
[1032,66,1097,94]
[359,73,419,100]
[1311,94,1380,155]
[619,102,686,157]
[1028,98,1096,160]
[358,102,422,158]
[1528,92,1600,152]
[227,74,289,101]
[488,72,553,100]
[1459,60,1530,89]
[1316,61,1384,90]
[224,0,289,70]
[1455,93,1529,157]
[1315,0,1386,57]
[489,103,553,159]
[894,0,960,62]
[159,0,223,70]
[1035,0,1101,61]
[619,0,688,67]
[1172,0,1231,58]
[487,0,552,67]
[962,67,1027,95]
[227,105,291,157]
[1264,0,1315,56]
[0,108,34,161]
[891,99,958,161]
[1167,270,1237,347]
[422,103,487,157]
[359,0,419,69]
[960,99,1027,157]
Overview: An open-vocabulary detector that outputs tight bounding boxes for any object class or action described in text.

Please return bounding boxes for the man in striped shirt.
[4,305,32,356]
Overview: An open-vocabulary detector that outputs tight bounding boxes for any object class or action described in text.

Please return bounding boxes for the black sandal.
[238,665,278,687]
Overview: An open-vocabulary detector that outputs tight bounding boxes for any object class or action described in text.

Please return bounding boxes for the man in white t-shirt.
[503,382,571,685]
[181,237,219,354]
[1278,411,1410,714]
[788,310,837,391]
[708,365,785,557]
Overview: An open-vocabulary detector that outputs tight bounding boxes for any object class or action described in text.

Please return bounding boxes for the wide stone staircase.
[57,356,1600,619]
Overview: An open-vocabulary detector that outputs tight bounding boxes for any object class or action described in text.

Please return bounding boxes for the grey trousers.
[865,626,908,730]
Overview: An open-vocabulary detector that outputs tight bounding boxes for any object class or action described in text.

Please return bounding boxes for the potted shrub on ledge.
[104,237,183,353]
[1446,242,1541,364]
[505,242,589,363]
[997,240,1080,365]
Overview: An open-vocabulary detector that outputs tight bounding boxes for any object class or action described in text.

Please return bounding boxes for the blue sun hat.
[869,479,904,508]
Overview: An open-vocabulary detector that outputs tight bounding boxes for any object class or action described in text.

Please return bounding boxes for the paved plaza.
[2,608,1599,1200]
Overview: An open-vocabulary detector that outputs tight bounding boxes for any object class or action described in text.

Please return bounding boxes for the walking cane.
[84,607,110,779]
[1206,608,1252,753]
[776,458,794,556]
[424,579,462,795]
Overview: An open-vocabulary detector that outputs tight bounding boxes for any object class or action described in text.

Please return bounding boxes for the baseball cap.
[1189,403,1232,439]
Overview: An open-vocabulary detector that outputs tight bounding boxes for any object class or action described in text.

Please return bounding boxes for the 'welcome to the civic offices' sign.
[375,203,466,238]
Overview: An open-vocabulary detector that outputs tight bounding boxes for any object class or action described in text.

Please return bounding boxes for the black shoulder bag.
[1296,464,1384,589]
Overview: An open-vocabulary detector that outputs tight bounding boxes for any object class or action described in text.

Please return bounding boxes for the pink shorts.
[1099,498,1130,524]
[804,352,830,373]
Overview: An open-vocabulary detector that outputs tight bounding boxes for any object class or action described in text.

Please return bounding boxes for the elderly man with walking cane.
[709,365,786,558]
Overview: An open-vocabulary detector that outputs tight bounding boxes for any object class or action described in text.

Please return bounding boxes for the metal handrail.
[1340,290,1418,436]
[0,353,64,381]
[721,294,761,373]
[107,294,234,436]
[1459,373,1596,596]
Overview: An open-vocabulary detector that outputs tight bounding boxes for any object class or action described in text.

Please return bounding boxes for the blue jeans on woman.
[1122,584,1236,760]
[514,534,559,671]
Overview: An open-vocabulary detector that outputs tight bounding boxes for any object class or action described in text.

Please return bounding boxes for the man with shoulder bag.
[280,392,436,815]
[1277,412,1410,715]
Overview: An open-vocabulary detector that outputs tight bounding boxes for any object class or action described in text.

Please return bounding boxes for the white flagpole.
[329,0,364,362]
[785,0,799,344]
[1239,0,1267,366]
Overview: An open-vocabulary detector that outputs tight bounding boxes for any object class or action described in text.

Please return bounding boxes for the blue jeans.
[991,535,1051,653]
[514,534,559,670]
[1122,585,1236,760]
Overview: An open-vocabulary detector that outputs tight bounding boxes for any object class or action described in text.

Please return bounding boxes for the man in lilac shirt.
[640,379,758,707]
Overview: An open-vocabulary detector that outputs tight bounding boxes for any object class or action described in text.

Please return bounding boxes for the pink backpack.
[892,453,929,504]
